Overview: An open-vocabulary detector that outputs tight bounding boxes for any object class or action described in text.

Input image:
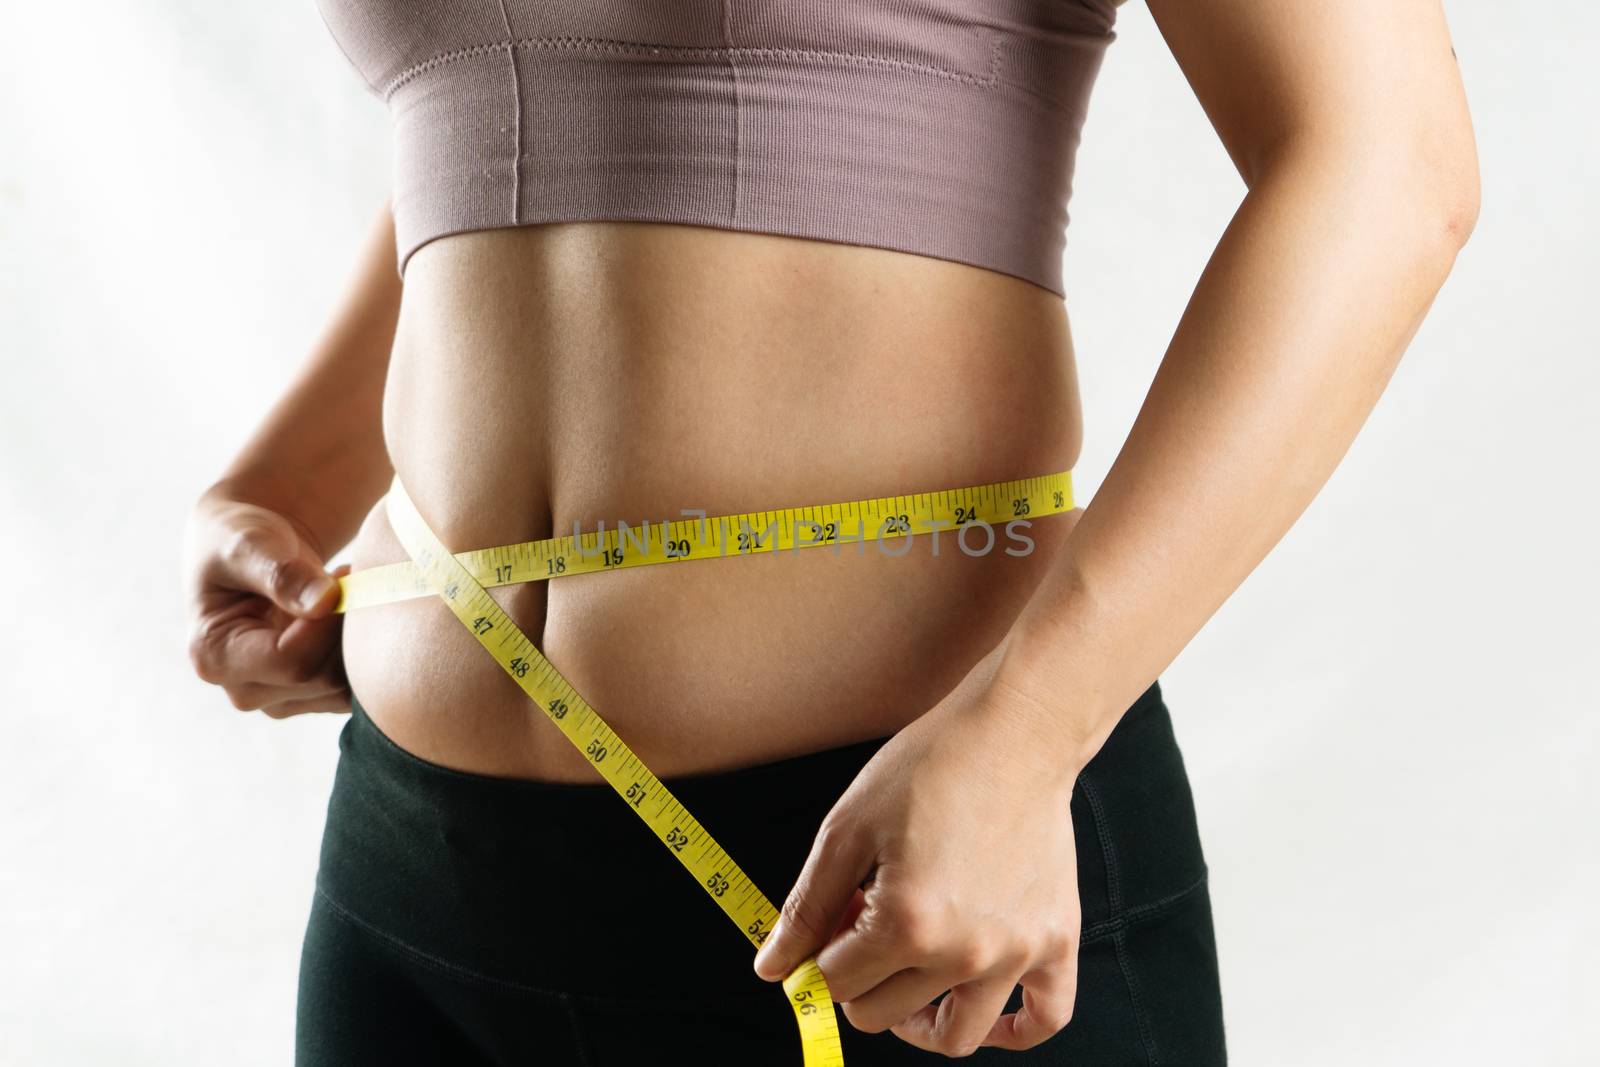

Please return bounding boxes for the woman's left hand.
[752,639,1088,1056]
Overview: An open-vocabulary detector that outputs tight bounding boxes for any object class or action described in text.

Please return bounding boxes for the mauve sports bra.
[316,1,1120,296]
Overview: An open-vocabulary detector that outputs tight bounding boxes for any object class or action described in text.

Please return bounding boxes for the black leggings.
[296,682,1225,1065]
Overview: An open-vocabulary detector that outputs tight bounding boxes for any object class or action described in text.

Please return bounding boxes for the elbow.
[1390,107,1482,262]
[1357,134,1480,278]
[1380,152,1479,291]
[1443,168,1480,251]
[1358,158,1479,302]
[1256,118,1481,269]
[1426,138,1481,257]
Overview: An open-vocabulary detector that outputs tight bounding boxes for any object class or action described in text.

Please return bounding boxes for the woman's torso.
[343,221,1083,782]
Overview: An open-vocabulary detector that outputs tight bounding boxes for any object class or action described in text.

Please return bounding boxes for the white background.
[2,2,1595,1064]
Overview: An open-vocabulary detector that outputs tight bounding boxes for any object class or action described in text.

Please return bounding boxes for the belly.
[343,222,1083,782]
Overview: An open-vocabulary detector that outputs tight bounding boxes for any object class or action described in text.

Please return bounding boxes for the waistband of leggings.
[341,693,895,826]
[332,679,1163,855]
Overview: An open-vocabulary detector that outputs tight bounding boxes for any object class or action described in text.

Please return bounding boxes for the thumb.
[211,512,339,618]
[753,819,874,981]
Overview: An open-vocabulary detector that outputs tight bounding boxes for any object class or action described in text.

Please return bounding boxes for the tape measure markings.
[339,472,1073,612]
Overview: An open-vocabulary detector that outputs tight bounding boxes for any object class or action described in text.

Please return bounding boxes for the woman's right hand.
[184,489,351,717]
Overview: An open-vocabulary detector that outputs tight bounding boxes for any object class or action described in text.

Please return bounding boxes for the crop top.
[316,1,1119,296]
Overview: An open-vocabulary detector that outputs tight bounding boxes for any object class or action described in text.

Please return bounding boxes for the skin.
[184,0,1478,1057]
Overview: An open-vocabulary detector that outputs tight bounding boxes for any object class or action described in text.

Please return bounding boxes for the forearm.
[1003,145,1476,763]
[209,202,401,558]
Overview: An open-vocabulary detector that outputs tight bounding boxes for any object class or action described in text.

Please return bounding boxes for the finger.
[261,690,354,718]
[980,962,1079,1051]
[193,614,344,691]
[226,678,349,712]
[753,818,875,981]
[838,967,952,1035]
[892,975,1018,1058]
[815,891,913,1003]
[204,517,338,618]
[222,680,302,711]
[278,612,345,677]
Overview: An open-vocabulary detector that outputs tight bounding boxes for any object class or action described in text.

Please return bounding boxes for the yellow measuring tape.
[344,471,1074,1065]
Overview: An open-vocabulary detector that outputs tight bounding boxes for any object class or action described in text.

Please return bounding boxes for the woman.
[184,0,1477,1063]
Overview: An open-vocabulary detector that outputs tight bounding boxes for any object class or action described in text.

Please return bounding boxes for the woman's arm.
[206,202,400,552]
[1002,0,1480,761]
[184,201,400,716]
[752,0,1478,1055]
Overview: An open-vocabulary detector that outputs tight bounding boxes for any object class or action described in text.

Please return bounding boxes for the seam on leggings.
[1080,870,1211,945]
[314,885,778,1007]
[1077,777,1160,1066]
[315,886,573,999]
[557,994,596,1067]
[1113,930,1160,1067]
[1078,776,1122,913]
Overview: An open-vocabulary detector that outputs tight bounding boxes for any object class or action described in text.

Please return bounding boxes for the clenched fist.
[184,490,350,717]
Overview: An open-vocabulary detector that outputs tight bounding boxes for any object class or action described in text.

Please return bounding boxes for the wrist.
[993,607,1123,776]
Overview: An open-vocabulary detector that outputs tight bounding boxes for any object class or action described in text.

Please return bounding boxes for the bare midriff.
[342,221,1083,783]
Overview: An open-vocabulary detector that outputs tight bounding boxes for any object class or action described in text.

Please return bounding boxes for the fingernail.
[297,576,336,613]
